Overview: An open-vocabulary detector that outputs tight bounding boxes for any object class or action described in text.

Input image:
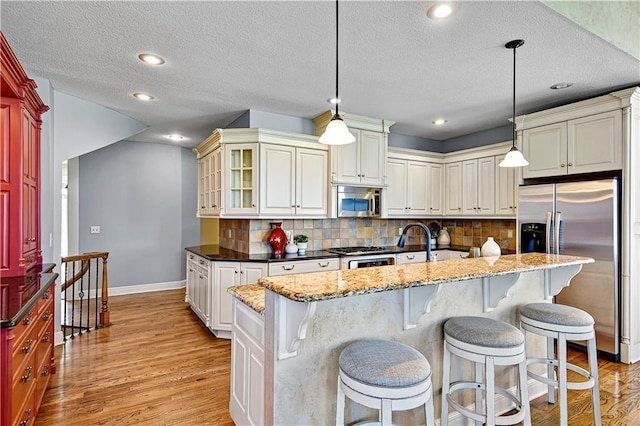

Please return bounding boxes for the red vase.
[268,222,287,258]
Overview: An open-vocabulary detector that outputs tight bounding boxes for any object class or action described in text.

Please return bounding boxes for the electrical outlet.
[507,230,513,238]
[228,229,232,238]
[398,227,403,236]
[90,226,101,234]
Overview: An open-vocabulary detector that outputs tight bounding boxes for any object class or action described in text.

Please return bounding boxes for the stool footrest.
[526,358,596,391]
[446,381,527,425]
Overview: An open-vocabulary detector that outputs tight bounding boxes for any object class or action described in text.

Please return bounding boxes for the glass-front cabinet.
[226,143,258,215]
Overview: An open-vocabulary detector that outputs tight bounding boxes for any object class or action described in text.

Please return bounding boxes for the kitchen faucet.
[397,223,432,261]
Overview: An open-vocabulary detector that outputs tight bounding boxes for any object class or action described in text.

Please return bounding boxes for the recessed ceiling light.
[432,118,448,126]
[138,53,165,65]
[327,97,341,104]
[166,134,185,141]
[427,3,455,19]
[132,92,155,101]
[550,82,573,90]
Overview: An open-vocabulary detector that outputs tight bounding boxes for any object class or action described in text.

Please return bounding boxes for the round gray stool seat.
[444,316,524,355]
[339,340,431,388]
[520,303,594,332]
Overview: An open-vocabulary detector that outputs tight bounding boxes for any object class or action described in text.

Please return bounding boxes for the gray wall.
[437,124,513,153]
[388,132,443,152]
[79,140,198,287]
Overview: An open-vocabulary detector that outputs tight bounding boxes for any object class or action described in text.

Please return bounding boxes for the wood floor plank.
[36,289,640,425]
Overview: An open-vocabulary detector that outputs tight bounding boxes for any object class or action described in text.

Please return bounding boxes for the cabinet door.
[198,156,209,216]
[461,160,478,215]
[522,122,567,178]
[23,112,39,256]
[186,256,197,304]
[427,162,443,215]
[396,251,427,264]
[407,160,428,216]
[359,130,385,185]
[212,148,223,215]
[568,110,622,174]
[226,144,258,215]
[477,156,495,215]
[197,265,210,325]
[240,263,266,285]
[212,262,240,331]
[259,144,296,215]
[296,148,328,216]
[495,154,517,216]
[332,130,360,184]
[386,158,407,216]
[444,162,462,215]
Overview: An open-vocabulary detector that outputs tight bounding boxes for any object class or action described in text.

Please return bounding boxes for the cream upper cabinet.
[313,111,394,187]
[332,129,386,185]
[444,162,463,215]
[195,128,328,219]
[495,154,517,216]
[427,162,443,215]
[225,143,259,216]
[259,144,327,216]
[522,110,622,179]
[386,152,443,218]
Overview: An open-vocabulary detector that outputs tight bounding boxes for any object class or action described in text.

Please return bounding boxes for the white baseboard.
[55,330,65,346]
[440,378,548,425]
[105,280,186,297]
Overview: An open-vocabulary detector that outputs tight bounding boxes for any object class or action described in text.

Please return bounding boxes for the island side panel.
[264,270,549,425]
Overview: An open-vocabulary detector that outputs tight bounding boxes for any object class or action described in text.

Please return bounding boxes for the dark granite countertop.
[185,245,340,262]
[185,244,515,263]
[1,263,58,328]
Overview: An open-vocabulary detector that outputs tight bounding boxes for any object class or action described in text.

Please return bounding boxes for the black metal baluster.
[63,263,68,341]
[78,262,84,336]
[70,261,76,339]
[94,258,99,329]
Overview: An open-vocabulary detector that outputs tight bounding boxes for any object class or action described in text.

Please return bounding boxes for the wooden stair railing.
[61,252,110,340]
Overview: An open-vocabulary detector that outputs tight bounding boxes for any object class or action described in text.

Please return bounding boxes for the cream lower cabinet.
[522,110,622,179]
[267,258,340,276]
[186,253,211,327]
[259,144,327,216]
[212,262,267,338]
[230,298,265,426]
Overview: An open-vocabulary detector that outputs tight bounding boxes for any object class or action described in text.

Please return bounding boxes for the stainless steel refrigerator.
[519,178,619,358]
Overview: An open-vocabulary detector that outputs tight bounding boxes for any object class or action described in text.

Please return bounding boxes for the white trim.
[108,280,186,296]
[54,330,65,346]
[442,378,546,426]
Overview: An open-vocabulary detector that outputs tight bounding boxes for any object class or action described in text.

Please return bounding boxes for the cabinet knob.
[22,339,34,353]
[282,265,295,271]
[561,163,566,168]
[21,366,32,382]
[296,205,301,208]
[291,205,296,208]
[407,255,415,260]
[318,262,330,268]
[567,162,573,167]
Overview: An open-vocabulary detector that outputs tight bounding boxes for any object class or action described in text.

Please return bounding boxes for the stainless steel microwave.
[337,186,381,218]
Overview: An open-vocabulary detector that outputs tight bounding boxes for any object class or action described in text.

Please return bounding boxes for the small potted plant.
[294,234,308,254]
[427,222,440,248]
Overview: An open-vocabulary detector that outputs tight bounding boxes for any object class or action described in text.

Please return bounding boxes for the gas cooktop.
[328,246,390,256]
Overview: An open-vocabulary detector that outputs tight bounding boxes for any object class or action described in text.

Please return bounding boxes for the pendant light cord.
[512,43,516,149]
[335,0,340,117]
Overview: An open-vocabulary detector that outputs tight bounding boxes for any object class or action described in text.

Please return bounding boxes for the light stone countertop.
[257,253,594,303]
[228,284,265,314]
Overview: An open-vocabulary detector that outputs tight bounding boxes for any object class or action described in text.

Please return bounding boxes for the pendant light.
[319,0,355,145]
[499,39,529,168]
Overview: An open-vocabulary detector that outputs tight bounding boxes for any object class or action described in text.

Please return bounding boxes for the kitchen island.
[228,253,593,425]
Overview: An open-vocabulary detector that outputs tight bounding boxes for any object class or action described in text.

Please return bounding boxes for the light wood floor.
[36,289,639,425]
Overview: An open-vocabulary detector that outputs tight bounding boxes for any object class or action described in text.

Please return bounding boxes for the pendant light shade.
[319,0,355,145]
[499,39,529,168]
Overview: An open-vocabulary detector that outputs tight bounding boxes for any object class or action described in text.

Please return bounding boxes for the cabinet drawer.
[234,299,265,346]
[268,258,340,276]
[37,316,54,370]
[11,309,37,344]
[35,345,53,410]
[397,251,427,264]
[13,392,36,426]
[12,325,37,377]
[36,286,54,313]
[12,361,37,419]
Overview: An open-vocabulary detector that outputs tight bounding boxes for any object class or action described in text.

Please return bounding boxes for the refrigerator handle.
[555,211,562,255]
[545,211,552,254]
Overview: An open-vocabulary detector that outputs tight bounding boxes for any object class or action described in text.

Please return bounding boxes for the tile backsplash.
[217,218,516,254]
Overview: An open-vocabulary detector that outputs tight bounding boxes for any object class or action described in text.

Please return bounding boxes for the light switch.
[507,230,513,238]
[90,226,101,234]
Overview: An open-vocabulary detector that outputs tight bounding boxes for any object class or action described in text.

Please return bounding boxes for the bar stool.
[519,303,601,426]
[441,316,531,426]
[336,339,435,426]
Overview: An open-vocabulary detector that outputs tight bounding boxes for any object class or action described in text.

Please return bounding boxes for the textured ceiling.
[2,1,639,148]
